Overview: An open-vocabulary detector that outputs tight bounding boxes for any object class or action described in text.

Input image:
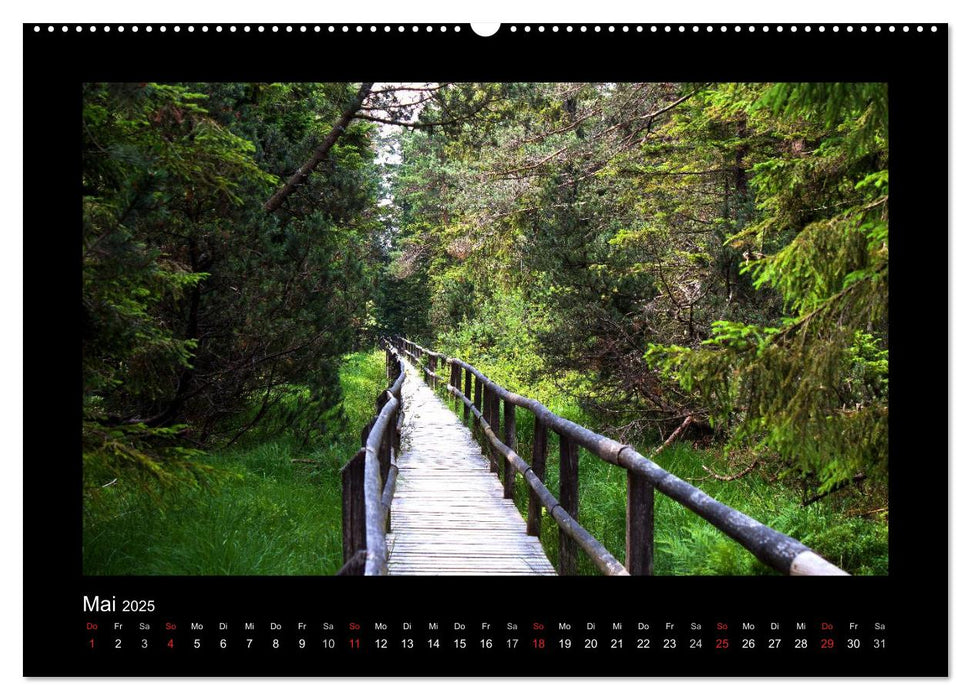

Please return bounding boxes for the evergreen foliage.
[385,82,889,496]
[81,81,891,575]
[83,82,382,493]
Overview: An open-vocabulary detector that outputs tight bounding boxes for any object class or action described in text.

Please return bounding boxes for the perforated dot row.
[507,24,938,33]
[31,23,940,34]
[32,24,465,33]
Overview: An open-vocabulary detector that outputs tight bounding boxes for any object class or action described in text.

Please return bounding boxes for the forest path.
[386,361,556,576]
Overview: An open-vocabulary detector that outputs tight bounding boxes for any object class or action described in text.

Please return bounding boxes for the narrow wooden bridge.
[338,338,848,577]
[387,361,554,575]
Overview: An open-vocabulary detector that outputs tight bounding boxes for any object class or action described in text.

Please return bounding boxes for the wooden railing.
[393,336,848,577]
[337,341,405,576]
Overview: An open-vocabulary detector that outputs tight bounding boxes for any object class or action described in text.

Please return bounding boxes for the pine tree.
[647,83,889,492]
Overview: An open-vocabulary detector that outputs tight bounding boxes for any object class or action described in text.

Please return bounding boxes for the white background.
[3,1,965,698]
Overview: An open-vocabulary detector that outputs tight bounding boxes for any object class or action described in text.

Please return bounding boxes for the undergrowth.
[82,350,388,576]
[428,340,888,576]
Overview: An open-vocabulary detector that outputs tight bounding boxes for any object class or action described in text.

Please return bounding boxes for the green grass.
[82,350,389,576]
[429,362,888,577]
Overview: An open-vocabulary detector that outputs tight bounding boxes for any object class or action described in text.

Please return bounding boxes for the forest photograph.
[82,81,889,576]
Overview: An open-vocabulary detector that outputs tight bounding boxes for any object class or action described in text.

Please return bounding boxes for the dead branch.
[651,414,695,457]
[690,460,758,483]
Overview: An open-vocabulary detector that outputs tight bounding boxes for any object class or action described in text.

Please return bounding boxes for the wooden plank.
[386,360,557,576]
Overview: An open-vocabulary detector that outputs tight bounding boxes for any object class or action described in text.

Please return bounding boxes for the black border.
[24,23,948,677]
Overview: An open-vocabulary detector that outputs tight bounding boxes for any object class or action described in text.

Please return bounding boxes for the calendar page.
[22,21,947,677]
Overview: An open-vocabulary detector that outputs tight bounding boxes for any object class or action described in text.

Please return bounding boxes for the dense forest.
[82,82,889,575]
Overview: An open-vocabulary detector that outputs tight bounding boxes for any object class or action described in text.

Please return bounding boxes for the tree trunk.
[263,82,373,213]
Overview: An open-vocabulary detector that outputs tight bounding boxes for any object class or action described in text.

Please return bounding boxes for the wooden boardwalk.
[387,361,556,576]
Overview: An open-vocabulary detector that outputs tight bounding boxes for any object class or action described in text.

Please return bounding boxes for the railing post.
[463,367,472,424]
[503,399,516,499]
[361,418,376,447]
[473,376,483,440]
[558,432,579,575]
[626,471,655,575]
[393,364,403,455]
[527,417,548,537]
[341,449,366,566]
[450,361,459,409]
[484,385,497,472]
[490,388,501,473]
[375,391,391,486]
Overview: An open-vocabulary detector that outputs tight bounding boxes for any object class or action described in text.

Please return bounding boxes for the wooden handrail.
[338,339,405,576]
[393,336,848,577]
